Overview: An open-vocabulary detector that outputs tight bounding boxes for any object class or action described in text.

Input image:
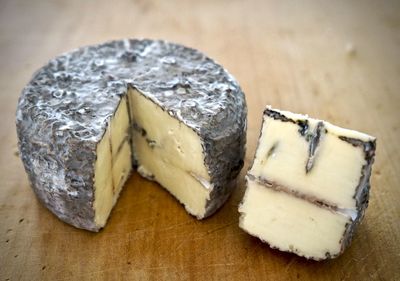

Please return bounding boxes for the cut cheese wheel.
[16,39,247,231]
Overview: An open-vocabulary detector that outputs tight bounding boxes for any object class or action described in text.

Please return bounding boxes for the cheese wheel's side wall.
[16,104,99,231]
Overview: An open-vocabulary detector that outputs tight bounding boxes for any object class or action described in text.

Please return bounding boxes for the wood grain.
[1,0,399,280]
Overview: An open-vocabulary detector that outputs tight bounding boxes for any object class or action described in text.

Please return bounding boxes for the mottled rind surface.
[16,39,247,231]
[242,108,376,260]
[338,136,376,254]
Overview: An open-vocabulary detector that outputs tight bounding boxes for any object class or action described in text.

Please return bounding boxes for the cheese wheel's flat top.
[17,39,245,143]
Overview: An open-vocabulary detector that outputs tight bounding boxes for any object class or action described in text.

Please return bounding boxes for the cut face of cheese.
[250,111,369,209]
[110,96,131,158]
[112,141,131,196]
[93,123,113,227]
[239,180,351,260]
[239,107,376,260]
[93,88,218,227]
[129,88,212,218]
[94,98,132,227]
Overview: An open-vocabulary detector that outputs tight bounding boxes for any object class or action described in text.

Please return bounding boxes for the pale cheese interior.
[129,88,211,218]
[239,180,350,259]
[241,108,375,258]
[250,114,369,208]
[94,97,132,227]
[93,124,114,227]
[93,89,213,227]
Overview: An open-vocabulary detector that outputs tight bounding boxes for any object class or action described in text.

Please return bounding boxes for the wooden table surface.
[1,0,399,280]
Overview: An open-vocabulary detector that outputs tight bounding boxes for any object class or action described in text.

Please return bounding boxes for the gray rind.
[16,39,247,231]
[339,137,376,253]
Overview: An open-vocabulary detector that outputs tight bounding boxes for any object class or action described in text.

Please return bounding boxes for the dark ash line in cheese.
[266,142,279,160]
[305,122,326,174]
[125,88,135,166]
[115,136,130,155]
[246,174,357,259]
[246,174,343,212]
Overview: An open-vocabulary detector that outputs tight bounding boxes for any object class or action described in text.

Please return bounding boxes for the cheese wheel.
[16,39,247,231]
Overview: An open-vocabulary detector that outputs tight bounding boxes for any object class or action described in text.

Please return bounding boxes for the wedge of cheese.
[239,107,376,260]
[16,39,247,231]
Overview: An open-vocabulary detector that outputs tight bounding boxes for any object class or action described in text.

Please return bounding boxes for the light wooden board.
[1,0,399,280]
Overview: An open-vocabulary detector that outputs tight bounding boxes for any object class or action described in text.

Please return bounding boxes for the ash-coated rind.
[16,39,247,231]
